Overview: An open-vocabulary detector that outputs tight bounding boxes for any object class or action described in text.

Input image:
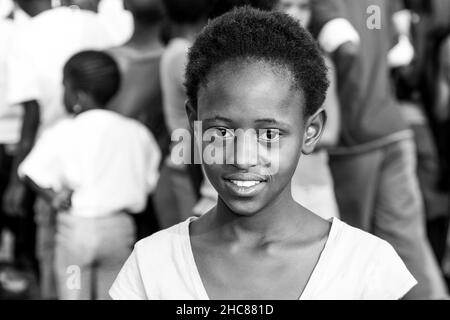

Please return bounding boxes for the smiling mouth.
[223,176,268,197]
[228,180,262,188]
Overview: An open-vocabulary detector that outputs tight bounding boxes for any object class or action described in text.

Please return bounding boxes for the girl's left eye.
[259,129,281,142]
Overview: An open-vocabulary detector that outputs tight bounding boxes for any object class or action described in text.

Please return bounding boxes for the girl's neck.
[214,185,304,245]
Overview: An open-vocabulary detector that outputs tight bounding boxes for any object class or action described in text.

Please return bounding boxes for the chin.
[221,198,266,217]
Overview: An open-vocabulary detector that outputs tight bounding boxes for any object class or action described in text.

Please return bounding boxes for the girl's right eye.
[209,127,234,140]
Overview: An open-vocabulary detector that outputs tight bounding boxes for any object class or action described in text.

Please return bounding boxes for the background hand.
[2,182,26,217]
[51,189,73,212]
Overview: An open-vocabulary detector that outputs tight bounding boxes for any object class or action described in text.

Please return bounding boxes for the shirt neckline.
[182,216,341,300]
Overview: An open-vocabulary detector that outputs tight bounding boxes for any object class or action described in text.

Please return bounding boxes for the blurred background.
[0,0,449,300]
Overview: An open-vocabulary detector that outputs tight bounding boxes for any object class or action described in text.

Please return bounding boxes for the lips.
[223,173,268,183]
[223,173,268,197]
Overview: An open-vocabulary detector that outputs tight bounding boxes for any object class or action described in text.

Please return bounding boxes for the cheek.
[275,138,303,178]
[202,164,224,193]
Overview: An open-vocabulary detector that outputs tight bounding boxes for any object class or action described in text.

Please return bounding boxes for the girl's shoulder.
[110,218,196,300]
[329,218,403,265]
[133,218,194,267]
[136,218,191,248]
[319,218,417,299]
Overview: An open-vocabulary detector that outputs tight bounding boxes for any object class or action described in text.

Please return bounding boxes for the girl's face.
[276,0,312,28]
[190,60,323,216]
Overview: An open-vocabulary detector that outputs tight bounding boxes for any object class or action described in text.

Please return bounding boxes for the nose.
[232,129,259,170]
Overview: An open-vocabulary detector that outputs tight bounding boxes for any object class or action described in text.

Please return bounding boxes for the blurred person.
[98,0,134,45]
[4,0,118,219]
[19,51,161,300]
[436,36,449,188]
[434,36,450,277]
[65,0,134,46]
[0,2,24,256]
[106,0,169,239]
[0,0,13,17]
[208,0,276,18]
[403,0,450,165]
[157,0,213,228]
[108,0,167,154]
[326,0,448,299]
[276,0,341,220]
[391,5,450,272]
[3,0,123,299]
[437,34,450,287]
[0,0,33,297]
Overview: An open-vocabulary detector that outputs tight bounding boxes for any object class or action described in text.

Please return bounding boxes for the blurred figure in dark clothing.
[107,0,169,239]
[107,0,169,155]
[392,1,450,272]
[402,0,450,187]
[156,0,213,228]
[326,0,448,299]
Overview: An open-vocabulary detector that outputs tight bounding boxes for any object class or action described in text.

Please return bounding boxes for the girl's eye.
[210,127,234,140]
[259,129,281,142]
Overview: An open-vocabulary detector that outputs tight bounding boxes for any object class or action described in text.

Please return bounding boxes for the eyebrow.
[203,116,233,123]
[203,117,290,127]
[254,118,284,125]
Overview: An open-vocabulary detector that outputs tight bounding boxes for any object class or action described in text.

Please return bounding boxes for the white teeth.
[230,180,261,188]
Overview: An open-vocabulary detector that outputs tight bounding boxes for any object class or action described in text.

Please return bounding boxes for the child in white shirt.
[20,50,161,300]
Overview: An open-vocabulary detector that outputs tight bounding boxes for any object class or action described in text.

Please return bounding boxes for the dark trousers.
[0,145,37,273]
[133,195,161,241]
[411,124,450,266]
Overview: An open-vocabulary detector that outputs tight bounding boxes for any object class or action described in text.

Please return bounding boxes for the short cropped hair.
[162,0,213,23]
[208,0,277,19]
[63,50,121,106]
[185,7,329,117]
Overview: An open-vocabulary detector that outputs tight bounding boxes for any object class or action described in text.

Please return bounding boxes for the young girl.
[110,8,416,300]
[19,50,161,299]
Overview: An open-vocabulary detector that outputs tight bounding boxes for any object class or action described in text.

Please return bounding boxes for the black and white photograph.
[0,0,449,306]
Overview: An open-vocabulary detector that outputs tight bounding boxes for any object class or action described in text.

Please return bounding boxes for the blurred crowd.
[0,0,449,300]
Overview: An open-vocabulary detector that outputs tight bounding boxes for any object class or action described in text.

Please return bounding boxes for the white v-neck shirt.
[110,217,417,300]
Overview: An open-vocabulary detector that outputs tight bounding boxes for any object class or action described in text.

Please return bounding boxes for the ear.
[76,91,90,107]
[302,108,327,155]
[75,90,98,112]
[185,99,198,131]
